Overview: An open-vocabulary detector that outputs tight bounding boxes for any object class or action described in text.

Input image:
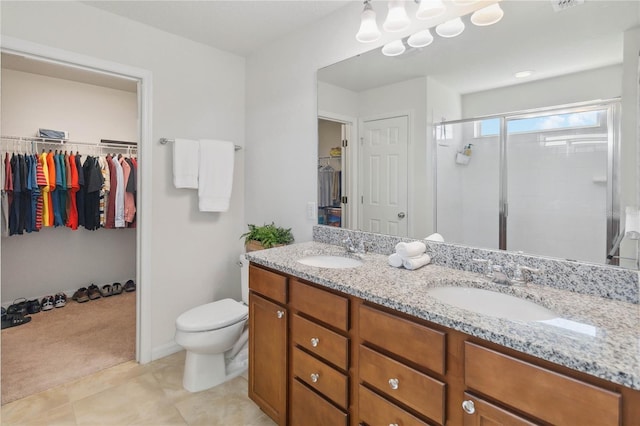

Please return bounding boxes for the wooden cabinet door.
[461,393,537,426]
[249,292,287,426]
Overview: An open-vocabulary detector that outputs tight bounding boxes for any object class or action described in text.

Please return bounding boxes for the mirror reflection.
[317,0,640,268]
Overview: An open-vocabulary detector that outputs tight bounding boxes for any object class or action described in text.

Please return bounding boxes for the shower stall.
[435,100,620,265]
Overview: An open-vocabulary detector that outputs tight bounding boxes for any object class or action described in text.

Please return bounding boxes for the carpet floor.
[1,291,136,405]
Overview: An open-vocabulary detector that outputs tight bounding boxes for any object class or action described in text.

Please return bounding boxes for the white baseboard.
[151,341,182,361]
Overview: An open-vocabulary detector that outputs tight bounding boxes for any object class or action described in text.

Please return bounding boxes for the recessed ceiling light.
[514,70,533,78]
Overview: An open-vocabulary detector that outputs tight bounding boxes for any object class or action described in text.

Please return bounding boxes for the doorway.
[0,36,152,402]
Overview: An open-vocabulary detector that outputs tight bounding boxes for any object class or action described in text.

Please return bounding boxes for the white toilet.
[175,254,250,392]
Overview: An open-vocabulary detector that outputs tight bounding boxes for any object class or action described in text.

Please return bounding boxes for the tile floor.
[0,351,276,426]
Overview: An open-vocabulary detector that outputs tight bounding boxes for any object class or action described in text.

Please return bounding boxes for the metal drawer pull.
[462,399,476,414]
[310,373,319,383]
[388,378,399,390]
[310,337,319,347]
[389,424,399,426]
[276,310,285,319]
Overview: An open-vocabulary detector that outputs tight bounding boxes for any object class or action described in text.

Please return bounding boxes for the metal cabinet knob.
[397,212,406,218]
[389,424,399,426]
[310,373,319,383]
[388,378,399,390]
[462,399,476,414]
[276,310,284,319]
[310,337,319,347]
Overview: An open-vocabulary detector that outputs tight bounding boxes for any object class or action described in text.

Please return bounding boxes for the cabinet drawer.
[461,392,537,426]
[292,347,348,409]
[464,342,621,426]
[249,264,287,304]
[291,314,349,370]
[359,385,432,426]
[359,346,446,425]
[359,304,446,375]
[290,279,349,331]
[290,379,348,426]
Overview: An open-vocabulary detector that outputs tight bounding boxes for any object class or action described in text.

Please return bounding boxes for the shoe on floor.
[124,280,136,293]
[100,284,113,297]
[111,282,123,295]
[72,288,89,303]
[41,296,55,311]
[7,298,28,316]
[1,313,31,329]
[26,299,41,314]
[87,284,102,300]
[54,293,67,308]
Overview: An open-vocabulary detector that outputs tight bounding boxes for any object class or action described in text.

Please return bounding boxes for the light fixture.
[356,0,381,43]
[435,17,465,38]
[416,0,446,20]
[383,0,410,32]
[382,39,406,56]
[408,29,434,48]
[514,70,533,78]
[471,3,504,26]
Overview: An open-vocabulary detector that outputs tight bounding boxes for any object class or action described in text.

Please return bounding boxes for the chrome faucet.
[342,236,366,255]
[512,265,542,285]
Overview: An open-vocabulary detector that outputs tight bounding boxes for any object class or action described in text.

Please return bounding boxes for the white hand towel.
[173,138,200,189]
[198,139,235,212]
[395,241,426,258]
[402,254,431,270]
[388,253,403,268]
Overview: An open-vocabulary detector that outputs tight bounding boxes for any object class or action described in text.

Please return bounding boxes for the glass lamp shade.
[356,3,381,42]
[436,17,465,38]
[383,0,411,32]
[471,3,504,26]
[416,0,446,20]
[382,39,406,56]
[407,29,434,48]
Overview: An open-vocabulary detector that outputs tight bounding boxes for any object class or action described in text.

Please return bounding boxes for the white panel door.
[361,116,408,236]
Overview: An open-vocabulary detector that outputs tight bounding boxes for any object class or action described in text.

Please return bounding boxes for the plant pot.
[245,240,286,252]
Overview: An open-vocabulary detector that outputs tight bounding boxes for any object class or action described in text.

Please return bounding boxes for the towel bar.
[159,138,241,151]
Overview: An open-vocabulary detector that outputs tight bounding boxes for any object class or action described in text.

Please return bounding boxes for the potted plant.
[241,222,294,252]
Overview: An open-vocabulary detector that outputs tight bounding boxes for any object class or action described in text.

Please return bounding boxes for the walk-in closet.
[0,52,139,404]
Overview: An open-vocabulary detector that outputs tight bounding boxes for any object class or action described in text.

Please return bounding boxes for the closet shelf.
[1,135,138,153]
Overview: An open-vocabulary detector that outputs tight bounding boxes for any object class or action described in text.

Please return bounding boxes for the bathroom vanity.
[246,241,640,426]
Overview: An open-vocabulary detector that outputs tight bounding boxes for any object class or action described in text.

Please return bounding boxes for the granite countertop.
[245,241,640,391]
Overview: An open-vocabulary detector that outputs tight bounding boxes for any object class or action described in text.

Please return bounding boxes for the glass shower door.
[505,106,613,263]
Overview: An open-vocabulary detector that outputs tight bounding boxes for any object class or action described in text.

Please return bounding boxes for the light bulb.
[382,39,406,56]
[383,0,410,32]
[356,2,381,43]
[436,17,465,38]
[416,0,446,20]
[471,3,504,26]
[407,29,434,48]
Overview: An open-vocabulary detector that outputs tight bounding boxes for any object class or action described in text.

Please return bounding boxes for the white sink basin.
[297,255,363,269]
[427,287,558,322]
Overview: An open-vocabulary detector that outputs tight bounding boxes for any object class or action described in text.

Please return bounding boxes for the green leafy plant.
[240,223,294,248]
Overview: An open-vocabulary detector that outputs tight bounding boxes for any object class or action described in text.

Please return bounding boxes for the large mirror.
[317,0,640,268]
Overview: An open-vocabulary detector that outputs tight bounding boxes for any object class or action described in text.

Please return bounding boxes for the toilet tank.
[239,254,250,304]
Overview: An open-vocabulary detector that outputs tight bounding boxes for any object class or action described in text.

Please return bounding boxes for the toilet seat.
[176,298,248,332]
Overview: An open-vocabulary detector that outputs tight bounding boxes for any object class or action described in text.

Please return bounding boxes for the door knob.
[397,212,406,218]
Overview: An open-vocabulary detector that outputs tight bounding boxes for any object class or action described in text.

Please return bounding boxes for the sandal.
[100,284,113,297]
[1,314,32,329]
[111,282,123,295]
[87,284,102,300]
[124,280,136,292]
[72,287,90,303]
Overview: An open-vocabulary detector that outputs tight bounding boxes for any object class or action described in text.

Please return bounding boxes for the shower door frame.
[435,98,621,263]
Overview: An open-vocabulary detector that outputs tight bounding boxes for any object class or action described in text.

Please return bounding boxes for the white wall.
[1,69,138,303]
[1,1,246,356]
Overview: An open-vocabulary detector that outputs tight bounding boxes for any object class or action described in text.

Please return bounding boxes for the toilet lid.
[176,298,248,332]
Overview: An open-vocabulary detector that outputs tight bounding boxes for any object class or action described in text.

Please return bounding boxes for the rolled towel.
[395,241,427,258]
[388,253,403,268]
[425,233,444,243]
[402,254,432,270]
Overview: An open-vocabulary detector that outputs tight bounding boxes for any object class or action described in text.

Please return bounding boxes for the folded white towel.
[198,139,235,212]
[395,241,426,258]
[425,233,445,242]
[388,253,403,268]
[173,138,200,189]
[402,254,432,270]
